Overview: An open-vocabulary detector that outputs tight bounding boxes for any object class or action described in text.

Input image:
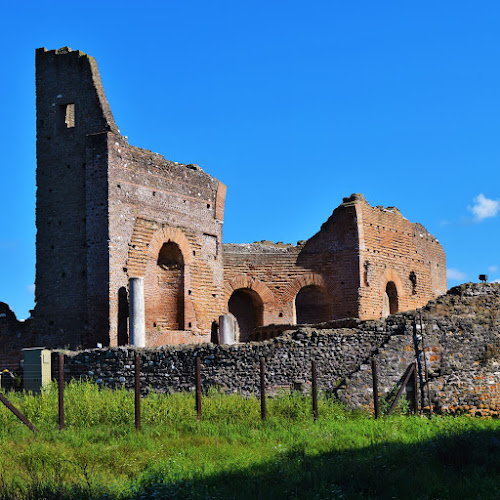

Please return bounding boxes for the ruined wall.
[223,193,446,335]
[35,47,226,349]
[223,196,361,333]
[54,323,390,396]
[53,284,500,414]
[356,198,447,319]
[33,47,446,354]
[107,137,227,346]
[0,303,36,371]
[35,47,117,347]
[339,283,500,416]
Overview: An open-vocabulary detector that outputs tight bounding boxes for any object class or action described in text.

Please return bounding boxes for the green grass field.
[1,381,499,499]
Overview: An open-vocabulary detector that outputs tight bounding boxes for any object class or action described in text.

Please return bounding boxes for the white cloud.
[26,284,35,294]
[493,279,500,284]
[488,265,498,273]
[468,193,500,221]
[447,268,467,281]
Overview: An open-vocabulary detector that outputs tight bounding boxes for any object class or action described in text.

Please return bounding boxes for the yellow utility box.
[23,348,52,392]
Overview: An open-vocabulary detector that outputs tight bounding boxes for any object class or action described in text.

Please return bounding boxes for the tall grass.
[0,382,499,499]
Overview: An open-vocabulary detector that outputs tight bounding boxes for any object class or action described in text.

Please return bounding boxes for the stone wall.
[53,323,392,396]
[52,284,500,414]
[339,283,500,415]
[0,303,36,371]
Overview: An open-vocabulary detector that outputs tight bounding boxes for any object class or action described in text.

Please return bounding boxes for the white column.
[219,313,239,345]
[129,277,145,347]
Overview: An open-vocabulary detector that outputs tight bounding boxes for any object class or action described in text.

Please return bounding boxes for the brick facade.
[32,47,446,351]
[224,193,447,335]
[35,47,225,349]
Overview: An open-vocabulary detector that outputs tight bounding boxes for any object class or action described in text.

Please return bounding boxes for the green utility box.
[23,347,52,392]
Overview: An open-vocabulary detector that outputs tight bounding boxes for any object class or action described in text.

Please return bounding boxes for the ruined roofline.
[36,47,222,183]
[411,222,441,244]
[124,143,212,176]
[223,192,403,251]
[36,46,119,135]
[224,192,444,254]
[36,46,79,56]
[223,241,300,254]
[222,193,370,250]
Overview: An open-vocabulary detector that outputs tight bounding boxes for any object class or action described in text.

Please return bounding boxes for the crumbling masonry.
[30,47,446,350]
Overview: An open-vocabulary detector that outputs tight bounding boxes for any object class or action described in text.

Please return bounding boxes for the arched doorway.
[382,281,398,318]
[228,288,263,342]
[155,241,185,330]
[295,285,332,324]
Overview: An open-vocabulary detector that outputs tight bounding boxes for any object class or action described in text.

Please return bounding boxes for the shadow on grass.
[3,428,500,500]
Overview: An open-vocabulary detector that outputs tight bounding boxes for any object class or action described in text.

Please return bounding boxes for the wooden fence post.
[371,356,379,419]
[312,360,318,421]
[0,394,38,433]
[195,357,202,419]
[260,357,266,421]
[58,353,64,430]
[413,361,419,414]
[135,352,141,431]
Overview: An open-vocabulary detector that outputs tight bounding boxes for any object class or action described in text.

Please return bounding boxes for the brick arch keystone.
[147,226,194,265]
[225,276,275,304]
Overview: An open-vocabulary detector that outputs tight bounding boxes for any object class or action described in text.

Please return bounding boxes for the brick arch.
[147,226,194,265]
[381,268,403,317]
[224,276,275,304]
[281,273,329,303]
[380,268,403,295]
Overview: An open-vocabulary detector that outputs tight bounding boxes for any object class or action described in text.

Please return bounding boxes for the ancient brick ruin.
[224,194,446,341]
[55,283,500,415]
[29,46,447,351]
[35,47,226,349]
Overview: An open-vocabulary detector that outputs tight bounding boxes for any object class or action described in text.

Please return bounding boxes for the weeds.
[0,382,500,499]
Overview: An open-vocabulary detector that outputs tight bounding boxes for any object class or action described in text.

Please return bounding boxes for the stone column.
[219,313,239,345]
[129,277,145,347]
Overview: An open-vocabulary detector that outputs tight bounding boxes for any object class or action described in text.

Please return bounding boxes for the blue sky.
[1,1,499,319]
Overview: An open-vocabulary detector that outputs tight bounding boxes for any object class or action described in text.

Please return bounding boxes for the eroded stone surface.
[52,283,500,413]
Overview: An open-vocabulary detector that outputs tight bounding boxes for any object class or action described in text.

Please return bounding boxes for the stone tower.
[35,47,226,348]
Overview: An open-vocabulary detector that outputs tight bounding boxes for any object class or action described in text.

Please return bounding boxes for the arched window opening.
[295,285,332,324]
[156,241,185,330]
[228,288,263,342]
[382,281,399,318]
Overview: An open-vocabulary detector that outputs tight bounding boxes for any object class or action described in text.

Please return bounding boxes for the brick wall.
[223,193,446,335]
[35,47,227,349]
[356,196,447,319]
[32,47,446,353]
[35,47,118,348]
[52,283,500,414]
[107,137,227,346]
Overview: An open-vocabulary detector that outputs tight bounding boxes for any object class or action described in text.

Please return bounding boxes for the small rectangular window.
[57,103,75,130]
[64,103,75,128]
